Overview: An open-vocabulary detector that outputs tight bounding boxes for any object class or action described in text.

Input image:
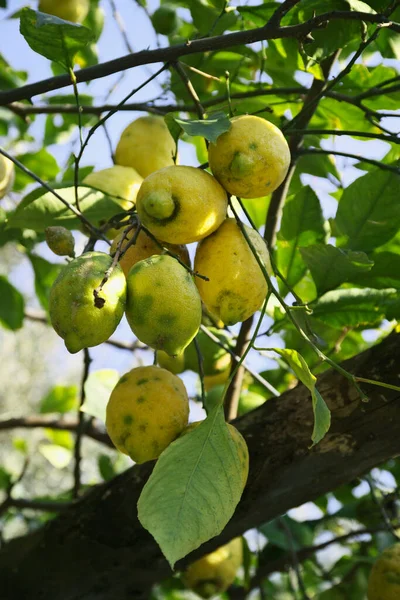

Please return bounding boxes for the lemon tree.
[1,2,400,600]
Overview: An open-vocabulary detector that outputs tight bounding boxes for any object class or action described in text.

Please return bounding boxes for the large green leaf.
[311,288,397,328]
[0,276,24,331]
[8,185,121,232]
[14,150,59,192]
[273,349,330,445]
[276,187,326,290]
[351,252,400,289]
[301,244,373,295]
[335,170,400,251]
[20,8,94,68]
[28,254,62,312]
[138,405,247,567]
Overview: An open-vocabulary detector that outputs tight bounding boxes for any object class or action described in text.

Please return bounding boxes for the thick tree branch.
[2,332,400,599]
[0,12,397,105]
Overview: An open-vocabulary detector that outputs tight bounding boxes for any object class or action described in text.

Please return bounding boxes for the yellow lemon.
[183,537,243,598]
[185,327,232,376]
[115,115,176,178]
[204,368,231,391]
[208,115,291,199]
[368,543,400,600]
[0,154,14,200]
[106,366,189,463]
[49,251,126,353]
[126,254,202,356]
[136,165,227,244]
[110,225,190,277]
[156,350,186,374]
[83,166,143,210]
[194,218,270,325]
[38,0,89,23]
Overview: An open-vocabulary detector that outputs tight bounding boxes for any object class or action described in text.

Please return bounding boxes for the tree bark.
[2,333,400,600]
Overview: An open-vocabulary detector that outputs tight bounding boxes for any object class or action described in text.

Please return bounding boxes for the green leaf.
[335,170,400,251]
[20,8,94,68]
[40,385,78,414]
[276,187,326,290]
[300,244,373,295]
[260,515,314,550]
[311,288,397,328]
[28,254,62,312]
[351,252,400,289]
[171,112,231,143]
[241,197,270,229]
[81,369,120,423]
[0,467,11,490]
[8,185,121,232]
[13,150,59,192]
[272,349,330,445]
[138,405,247,567]
[45,430,74,449]
[0,276,24,331]
[237,4,277,28]
[311,388,331,445]
[39,443,72,469]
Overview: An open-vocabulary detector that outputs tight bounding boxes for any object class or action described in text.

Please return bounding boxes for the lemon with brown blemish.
[38,0,89,22]
[83,165,143,211]
[125,254,202,356]
[49,251,126,353]
[106,365,189,463]
[115,115,176,178]
[136,165,228,244]
[110,225,190,277]
[183,537,243,598]
[368,543,400,600]
[194,218,271,325]
[0,154,14,200]
[208,115,291,199]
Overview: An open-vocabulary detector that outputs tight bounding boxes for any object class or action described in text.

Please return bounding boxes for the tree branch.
[0,11,397,105]
[297,148,400,174]
[2,328,400,599]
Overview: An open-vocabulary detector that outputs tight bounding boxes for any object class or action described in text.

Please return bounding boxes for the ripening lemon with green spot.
[136,165,228,244]
[208,115,291,199]
[110,224,190,277]
[115,116,176,178]
[183,537,243,598]
[194,218,271,325]
[38,0,89,22]
[368,543,400,600]
[83,165,143,210]
[125,254,202,356]
[49,251,126,353]
[106,366,189,463]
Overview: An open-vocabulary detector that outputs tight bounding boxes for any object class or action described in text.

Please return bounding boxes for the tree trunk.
[2,333,400,600]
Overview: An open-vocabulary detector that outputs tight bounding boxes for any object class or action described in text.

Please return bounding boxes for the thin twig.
[366,475,400,541]
[194,337,206,407]
[72,348,92,499]
[297,148,400,174]
[109,0,134,54]
[288,128,400,144]
[279,517,310,600]
[173,61,205,120]
[268,0,302,27]
[224,317,253,421]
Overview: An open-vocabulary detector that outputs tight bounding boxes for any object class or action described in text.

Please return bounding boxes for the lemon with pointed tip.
[106,365,189,463]
[183,537,243,598]
[136,165,228,244]
[115,116,176,178]
[208,115,291,199]
[110,225,190,277]
[126,254,202,356]
[83,166,143,210]
[49,251,126,353]
[38,0,89,23]
[194,218,271,325]
[0,155,14,200]
[368,543,400,600]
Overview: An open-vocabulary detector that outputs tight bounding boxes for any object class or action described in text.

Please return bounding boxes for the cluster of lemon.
[47,113,289,465]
